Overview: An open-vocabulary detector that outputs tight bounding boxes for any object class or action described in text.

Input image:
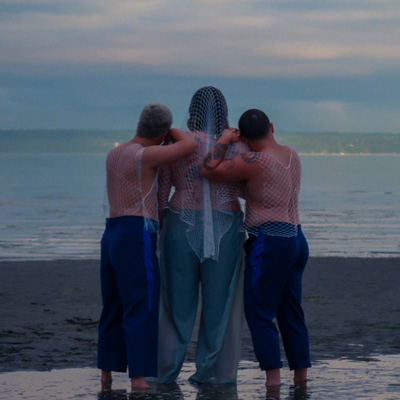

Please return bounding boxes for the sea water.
[0,152,399,260]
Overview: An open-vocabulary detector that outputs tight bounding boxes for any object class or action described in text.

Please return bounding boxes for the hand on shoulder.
[221,128,241,143]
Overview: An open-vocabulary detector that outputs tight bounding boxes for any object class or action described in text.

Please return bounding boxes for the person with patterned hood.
[201,109,311,387]
[157,87,250,384]
[97,104,198,390]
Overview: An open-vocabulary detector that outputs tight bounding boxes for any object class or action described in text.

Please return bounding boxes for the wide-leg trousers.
[158,210,245,383]
[97,216,160,378]
[244,225,311,371]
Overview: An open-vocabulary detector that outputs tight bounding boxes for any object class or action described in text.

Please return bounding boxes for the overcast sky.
[1,0,399,133]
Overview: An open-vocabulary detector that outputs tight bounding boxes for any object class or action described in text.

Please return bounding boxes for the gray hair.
[136,103,173,139]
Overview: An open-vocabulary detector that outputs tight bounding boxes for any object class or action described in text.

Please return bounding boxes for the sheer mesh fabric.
[105,141,159,232]
[158,87,249,261]
[245,149,301,237]
[187,87,229,139]
[159,134,248,261]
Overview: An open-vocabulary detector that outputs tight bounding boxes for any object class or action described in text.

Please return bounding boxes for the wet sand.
[1,356,400,399]
[0,257,399,374]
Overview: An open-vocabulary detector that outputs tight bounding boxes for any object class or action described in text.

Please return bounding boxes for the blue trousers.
[97,216,160,378]
[244,225,311,371]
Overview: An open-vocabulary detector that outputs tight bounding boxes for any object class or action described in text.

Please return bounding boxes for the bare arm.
[201,129,257,182]
[201,128,238,172]
[142,129,198,168]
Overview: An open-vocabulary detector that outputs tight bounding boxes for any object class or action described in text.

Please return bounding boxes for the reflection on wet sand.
[97,382,309,400]
[265,383,309,400]
[0,356,399,400]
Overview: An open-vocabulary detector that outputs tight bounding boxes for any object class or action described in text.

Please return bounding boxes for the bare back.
[245,147,301,236]
[160,131,247,211]
[158,131,249,261]
[106,141,158,221]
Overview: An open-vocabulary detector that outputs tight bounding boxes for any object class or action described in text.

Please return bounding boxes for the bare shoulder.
[141,137,198,169]
[203,151,261,182]
[290,147,300,159]
[225,141,251,159]
[106,141,132,162]
[240,151,260,164]
[262,145,296,167]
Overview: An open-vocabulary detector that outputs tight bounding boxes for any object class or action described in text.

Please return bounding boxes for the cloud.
[1,0,399,132]
[279,99,400,134]
[1,0,400,79]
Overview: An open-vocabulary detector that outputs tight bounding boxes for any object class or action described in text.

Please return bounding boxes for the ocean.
[0,145,399,261]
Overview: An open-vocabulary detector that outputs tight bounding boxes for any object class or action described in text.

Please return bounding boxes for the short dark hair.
[137,103,173,139]
[238,109,270,141]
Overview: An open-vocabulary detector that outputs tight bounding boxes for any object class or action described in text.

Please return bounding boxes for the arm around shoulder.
[201,152,256,182]
[201,128,254,182]
[142,129,198,168]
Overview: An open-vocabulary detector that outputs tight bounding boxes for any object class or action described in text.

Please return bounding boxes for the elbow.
[183,139,199,157]
[201,168,227,182]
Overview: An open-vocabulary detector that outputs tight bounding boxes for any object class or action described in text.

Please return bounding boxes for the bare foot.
[266,384,281,399]
[101,370,112,391]
[131,376,151,390]
[293,367,308,385]
[265,368,281,387]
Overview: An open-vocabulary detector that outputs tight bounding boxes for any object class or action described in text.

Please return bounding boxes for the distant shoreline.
[300,152,400,156]
[1,129,399,134]
[1,151,400,156]
[1,129,400,154]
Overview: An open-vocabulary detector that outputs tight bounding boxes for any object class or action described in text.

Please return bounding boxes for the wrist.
[218,134,232,145]
[220,128,238,144]
[169,129,184,141]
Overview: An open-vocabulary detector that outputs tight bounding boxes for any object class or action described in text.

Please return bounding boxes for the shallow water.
[1,154,400,260]
[1,356,399,400]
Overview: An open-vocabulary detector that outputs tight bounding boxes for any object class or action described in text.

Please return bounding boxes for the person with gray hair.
[136,103,174,139]
[97,103,198,390]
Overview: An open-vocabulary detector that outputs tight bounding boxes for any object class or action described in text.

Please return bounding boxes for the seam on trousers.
[143,229,154,312]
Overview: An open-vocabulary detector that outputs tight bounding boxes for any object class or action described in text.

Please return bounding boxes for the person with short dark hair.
[238,108,271,140]
[97,103,198,390]
[201,109,311,387]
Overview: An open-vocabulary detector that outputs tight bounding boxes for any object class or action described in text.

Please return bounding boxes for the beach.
[1,257,399,374]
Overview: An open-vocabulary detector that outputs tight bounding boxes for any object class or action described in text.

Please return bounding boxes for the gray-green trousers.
[158,210,245,383]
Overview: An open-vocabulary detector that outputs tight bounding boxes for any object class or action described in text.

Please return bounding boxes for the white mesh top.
[244,149,301,237]
[105,141,159,228]
[158,131,249,261]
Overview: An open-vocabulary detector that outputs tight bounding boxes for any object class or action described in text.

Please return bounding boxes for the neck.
[249,134,277,152]
[132,135,160,147]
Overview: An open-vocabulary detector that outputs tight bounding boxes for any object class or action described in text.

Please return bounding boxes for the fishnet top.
[245,149,301,237]
[158,131,249,261]
[105,141,159,231]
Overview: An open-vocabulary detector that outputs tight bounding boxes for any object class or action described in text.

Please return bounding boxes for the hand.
[221,128,241,143]
[162,132,175,145]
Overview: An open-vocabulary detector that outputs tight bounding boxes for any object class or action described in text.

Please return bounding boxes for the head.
[238,109,272,141]
[187,86,229,137]
[136,103,173,139]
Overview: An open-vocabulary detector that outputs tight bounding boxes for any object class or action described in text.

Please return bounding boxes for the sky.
[1,0,400,133]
